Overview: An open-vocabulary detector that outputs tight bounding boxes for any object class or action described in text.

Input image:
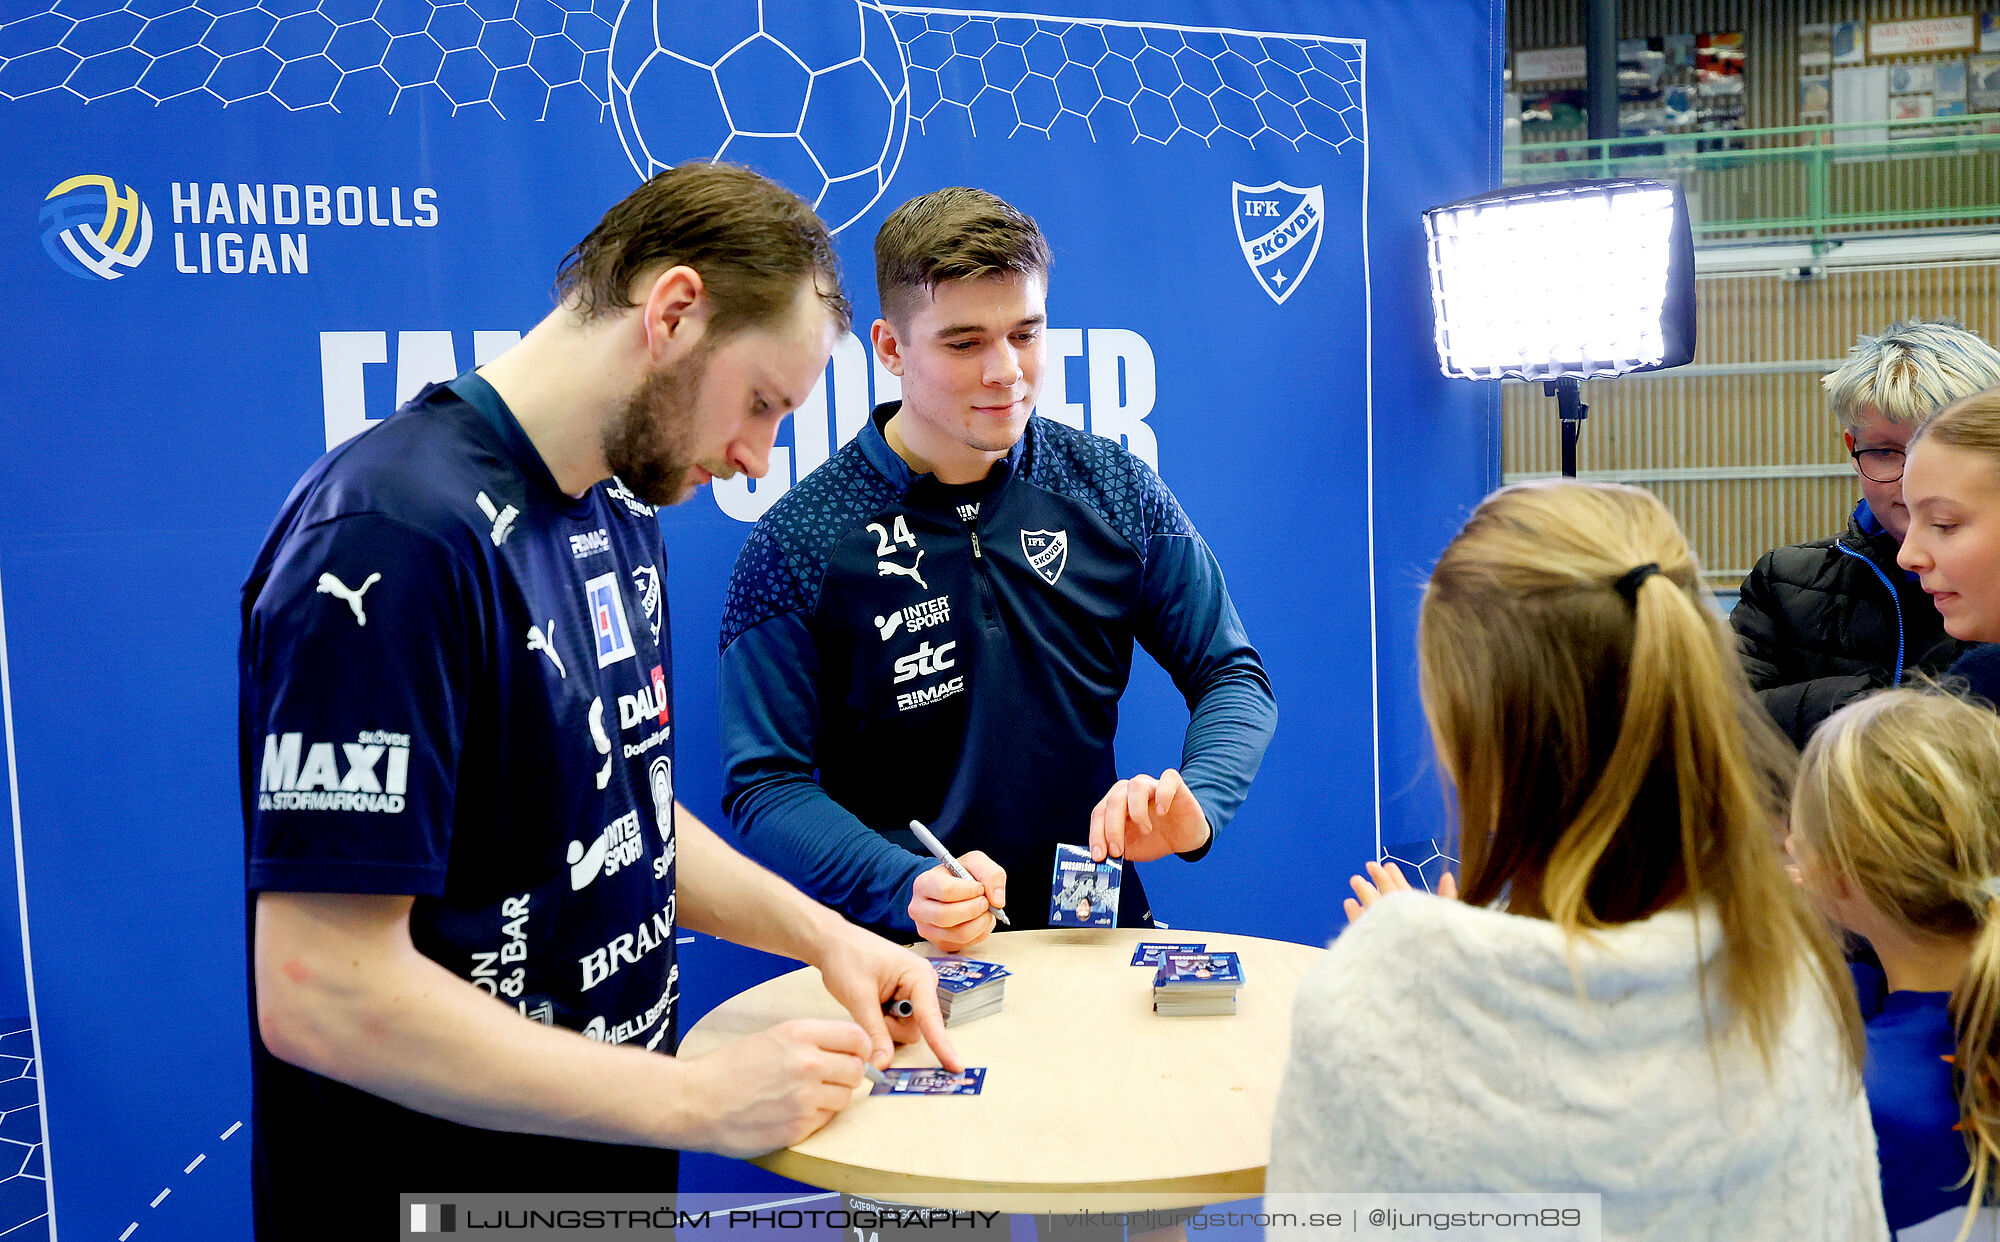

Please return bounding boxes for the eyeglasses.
[1851,448,1905,484]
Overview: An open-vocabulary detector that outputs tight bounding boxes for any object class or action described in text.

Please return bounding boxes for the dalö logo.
[607,0,910,234]
[1233,181,1324,305]
[41,174,153,281]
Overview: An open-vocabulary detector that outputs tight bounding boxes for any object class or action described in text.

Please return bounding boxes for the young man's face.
[1844,402,1916,542]
[876,271,1046,474]
[606,276,839,506]
[1898,439,2000,641]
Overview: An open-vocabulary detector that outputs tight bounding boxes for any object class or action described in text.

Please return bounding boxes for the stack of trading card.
[1152,951,1245,1016]
[933,958,1009,1026]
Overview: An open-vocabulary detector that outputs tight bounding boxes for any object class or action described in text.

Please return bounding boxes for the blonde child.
[1793,687,2000,1237]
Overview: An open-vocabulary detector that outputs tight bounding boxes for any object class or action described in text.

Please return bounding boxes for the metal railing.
[1505,115,2000,242]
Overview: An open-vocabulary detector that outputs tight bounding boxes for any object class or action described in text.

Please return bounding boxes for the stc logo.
[892,640,956,685]
[41,174,153,281]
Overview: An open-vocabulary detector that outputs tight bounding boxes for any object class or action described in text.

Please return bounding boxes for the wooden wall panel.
[1500,263,2000,582]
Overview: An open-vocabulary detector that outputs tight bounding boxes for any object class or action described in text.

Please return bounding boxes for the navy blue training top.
[718,403,1276,935]
[240,375,681,1226]
[1853,968,1969,1230]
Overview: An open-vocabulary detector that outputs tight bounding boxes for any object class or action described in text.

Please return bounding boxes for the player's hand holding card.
[1049,843,1121,927]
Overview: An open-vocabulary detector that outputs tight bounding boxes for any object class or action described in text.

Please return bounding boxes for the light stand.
[1548,376,1586,478]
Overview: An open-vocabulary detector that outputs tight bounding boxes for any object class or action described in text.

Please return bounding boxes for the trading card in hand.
[1131,941,1207,966]
[1049,843,1121,927]
[870,1067,988,1096]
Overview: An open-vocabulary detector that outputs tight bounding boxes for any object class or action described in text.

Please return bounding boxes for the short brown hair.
[874,187,1049,325]
[555,162,850,336]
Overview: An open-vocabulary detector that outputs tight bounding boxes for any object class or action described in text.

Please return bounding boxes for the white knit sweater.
[1267,892,1887,1241]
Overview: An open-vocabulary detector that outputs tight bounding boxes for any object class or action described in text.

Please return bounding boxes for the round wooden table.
[680,927,1327,1210]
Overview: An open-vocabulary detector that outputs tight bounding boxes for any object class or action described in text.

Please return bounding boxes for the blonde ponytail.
[1423,480,1860,1071]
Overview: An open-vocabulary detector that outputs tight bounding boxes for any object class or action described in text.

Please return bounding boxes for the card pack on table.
[1048,843,1121,928]
[932,957,1009,1026]
[1153,950,1244,1016]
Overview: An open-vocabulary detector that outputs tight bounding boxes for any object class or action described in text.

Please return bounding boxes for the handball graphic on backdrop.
[0,1,1495,1236]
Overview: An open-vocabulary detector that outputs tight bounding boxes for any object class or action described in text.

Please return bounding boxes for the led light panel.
[1423,179,1696,382]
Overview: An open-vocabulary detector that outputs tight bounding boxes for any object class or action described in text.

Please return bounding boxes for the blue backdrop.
[0,1,1500,1236]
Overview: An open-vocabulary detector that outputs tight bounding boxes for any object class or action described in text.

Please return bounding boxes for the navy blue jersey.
[719,403,1275,936]
[240,375,680,1227]
[1853,977,1968,1230]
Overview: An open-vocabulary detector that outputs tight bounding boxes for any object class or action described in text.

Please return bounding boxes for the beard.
[601,343,712,507]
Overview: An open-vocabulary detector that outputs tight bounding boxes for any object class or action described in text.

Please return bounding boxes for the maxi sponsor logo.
[259,729,410,811]
[579,895,675,992]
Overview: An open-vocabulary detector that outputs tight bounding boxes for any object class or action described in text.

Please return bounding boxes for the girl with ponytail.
[1267,481,1881,1240]
[1792,687,2000,1238]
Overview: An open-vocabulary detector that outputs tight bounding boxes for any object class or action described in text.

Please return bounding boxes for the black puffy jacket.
[1731,502,1969,746]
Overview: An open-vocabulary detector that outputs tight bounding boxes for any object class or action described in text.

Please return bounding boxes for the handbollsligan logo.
[41,174,153,281]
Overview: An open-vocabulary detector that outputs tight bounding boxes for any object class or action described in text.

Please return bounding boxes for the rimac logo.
[1233,181,1324,305]
[42,174,153,281]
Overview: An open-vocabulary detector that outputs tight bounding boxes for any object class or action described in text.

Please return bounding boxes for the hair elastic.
[1613,562,1662,603]
[1980,876,2000,902]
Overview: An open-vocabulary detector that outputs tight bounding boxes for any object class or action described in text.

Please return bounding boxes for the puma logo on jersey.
[877,549,927,589]
[475,491,519,546]
[527,619,566,679]
[315,572,380,626]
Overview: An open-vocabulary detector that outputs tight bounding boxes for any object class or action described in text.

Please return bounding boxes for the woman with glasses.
[1731,319,2000,746]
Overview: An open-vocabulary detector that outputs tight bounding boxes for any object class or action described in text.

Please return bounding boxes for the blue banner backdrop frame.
[0,1,1500,1235]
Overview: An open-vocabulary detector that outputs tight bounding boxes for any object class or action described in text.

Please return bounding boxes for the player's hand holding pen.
[909,853,1007,952]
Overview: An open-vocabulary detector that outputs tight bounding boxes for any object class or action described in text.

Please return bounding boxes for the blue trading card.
[1155,951,1246,987]
[1049,843,1121,927]
[871,1067,987,1096]
[932,959,1009,993]
[1131,941,1207,966]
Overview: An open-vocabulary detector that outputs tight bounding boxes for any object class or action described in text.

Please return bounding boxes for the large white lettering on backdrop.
[319,326,1160,523]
